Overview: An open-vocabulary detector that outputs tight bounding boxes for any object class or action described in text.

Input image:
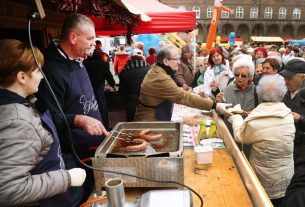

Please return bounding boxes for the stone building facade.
[160,0,305,43]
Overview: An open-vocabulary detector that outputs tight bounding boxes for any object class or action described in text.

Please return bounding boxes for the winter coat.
[118,56,150,121]
[84,55,116,90]
[283,79,305,162]
[224,82,256,112]
[146,54,157,65]
[113,51,130,74]
[134,64,214,121]
[176,58,194,87]
[0,90,70,206]
[229,102,295,199]
[203,60,232,98]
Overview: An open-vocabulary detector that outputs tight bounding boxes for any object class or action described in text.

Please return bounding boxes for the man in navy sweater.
[37,13,109,206]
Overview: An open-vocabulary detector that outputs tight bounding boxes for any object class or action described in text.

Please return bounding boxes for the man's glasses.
[167,57,179,61]
[234,73,248,78]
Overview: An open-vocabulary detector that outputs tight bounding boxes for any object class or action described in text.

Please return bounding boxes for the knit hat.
[254,47,267,58]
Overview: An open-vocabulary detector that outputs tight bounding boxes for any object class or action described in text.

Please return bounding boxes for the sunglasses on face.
[234,73,248,78]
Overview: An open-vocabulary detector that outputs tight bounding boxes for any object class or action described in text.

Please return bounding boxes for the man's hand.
[74,115,109,137]
[291,112,301,121]
[215,103,233,117]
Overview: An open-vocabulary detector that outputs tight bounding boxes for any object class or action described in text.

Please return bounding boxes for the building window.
[178,5,186,11]
[292,8,301,19]
[207,6,213,18]
[221,10,230,18]
[193,6,200,19]
[264,7,273,19]
[278,7,286,19]
[250,7,258,18]
[235,6,244,18]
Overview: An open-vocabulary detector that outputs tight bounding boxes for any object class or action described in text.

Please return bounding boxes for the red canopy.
[92,0,196,36]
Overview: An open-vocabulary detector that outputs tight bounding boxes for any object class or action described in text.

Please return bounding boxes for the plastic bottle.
[208,121,217,138]
[198,119,207,143]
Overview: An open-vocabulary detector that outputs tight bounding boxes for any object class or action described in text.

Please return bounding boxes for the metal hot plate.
[95,122,183,158]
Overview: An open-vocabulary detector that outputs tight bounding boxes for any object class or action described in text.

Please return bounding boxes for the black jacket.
[84,56,115,90]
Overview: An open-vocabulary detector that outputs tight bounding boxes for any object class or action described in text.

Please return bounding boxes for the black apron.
[155,100,174,121]
[31,110,71,207]
[65,62,105,158]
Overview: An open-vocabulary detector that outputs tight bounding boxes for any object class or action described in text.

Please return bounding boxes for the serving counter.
[91,105,272,207]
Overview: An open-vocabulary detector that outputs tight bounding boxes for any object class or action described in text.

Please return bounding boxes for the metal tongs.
[111,131,137,142]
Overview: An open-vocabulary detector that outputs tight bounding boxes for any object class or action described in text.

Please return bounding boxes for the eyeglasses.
[167,57,179,61]
[234,73,248,78]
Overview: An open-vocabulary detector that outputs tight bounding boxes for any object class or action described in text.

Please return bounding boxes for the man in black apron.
[37,14,109,206]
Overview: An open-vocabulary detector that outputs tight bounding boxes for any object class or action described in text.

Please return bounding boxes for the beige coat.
[229,102,295,199]
[134,64,213,121]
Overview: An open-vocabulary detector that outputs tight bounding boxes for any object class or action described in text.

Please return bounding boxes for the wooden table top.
[116,147,252,207]
[183,147,252,207]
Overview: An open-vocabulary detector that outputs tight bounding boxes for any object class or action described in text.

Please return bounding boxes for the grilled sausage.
[125,138,148,151]
[138,129,162,141]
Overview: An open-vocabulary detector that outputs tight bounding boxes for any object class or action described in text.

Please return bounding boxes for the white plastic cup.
[194,145,213,164]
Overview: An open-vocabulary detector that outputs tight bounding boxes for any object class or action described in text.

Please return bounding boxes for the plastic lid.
[194,145,213,153]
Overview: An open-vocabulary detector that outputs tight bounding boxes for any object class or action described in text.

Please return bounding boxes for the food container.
[194,145,213,164]
[92,122,184,193]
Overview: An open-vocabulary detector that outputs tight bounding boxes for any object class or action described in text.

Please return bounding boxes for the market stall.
[249,36,284,46]
[90,104,272,207]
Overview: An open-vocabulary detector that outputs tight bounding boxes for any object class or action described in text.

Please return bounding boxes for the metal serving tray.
[92,121,184,191]
[95,121,183,158]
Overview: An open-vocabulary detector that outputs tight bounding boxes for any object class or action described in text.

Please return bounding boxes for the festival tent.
[91,0,196,36]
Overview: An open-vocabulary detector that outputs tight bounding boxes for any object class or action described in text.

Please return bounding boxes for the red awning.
[92,0,196,36]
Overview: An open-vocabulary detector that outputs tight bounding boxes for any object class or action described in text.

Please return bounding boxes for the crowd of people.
[0,12,305,207]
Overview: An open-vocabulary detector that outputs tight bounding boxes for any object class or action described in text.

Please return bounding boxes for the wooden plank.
[184,147,253,207]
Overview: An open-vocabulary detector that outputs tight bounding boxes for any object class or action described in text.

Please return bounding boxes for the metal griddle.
[95,122,183,158]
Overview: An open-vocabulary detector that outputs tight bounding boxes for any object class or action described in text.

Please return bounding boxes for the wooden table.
[183,147,252,207]
[105,147,252,207]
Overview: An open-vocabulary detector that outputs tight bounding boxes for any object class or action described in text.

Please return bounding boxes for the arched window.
[278,7,287,19]
[221,10,230,18]
[178,5,186,11]
[236,6,244,18]
[193,6,200,19]
[250,7,258,18]
[264,7,273,19]
[207,6,213,18]
[292,8,301,19]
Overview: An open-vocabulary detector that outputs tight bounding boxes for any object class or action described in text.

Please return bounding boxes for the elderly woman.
[216,55,257,112]
[229,75,295,207]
